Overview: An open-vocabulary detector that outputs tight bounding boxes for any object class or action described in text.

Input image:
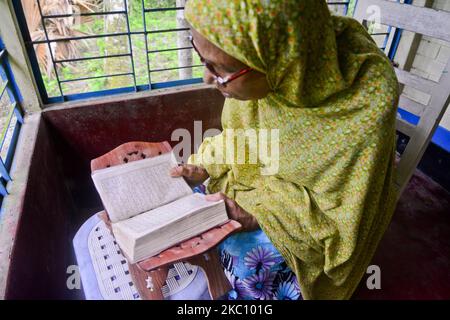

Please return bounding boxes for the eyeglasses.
[189,35,253,87]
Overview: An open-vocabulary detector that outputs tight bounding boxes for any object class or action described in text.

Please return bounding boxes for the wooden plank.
[395,67,436,95]
[354,0,450,42]
[395,59,450,195]
[355,0,450,196]
[399,0,434,71]
[398,95,426,117]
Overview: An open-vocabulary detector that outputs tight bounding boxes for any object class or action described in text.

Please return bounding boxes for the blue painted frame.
[0,37,24,204]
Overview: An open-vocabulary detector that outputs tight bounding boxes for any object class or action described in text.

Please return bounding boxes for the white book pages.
[112,195,229,262]
[133,214,229,262]
[91,152,192,222]
[113,193,225,235]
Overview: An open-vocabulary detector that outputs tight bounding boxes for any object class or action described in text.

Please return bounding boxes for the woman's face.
[191,28,271,101]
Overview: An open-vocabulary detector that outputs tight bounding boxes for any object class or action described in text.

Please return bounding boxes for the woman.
[170,0,399,300]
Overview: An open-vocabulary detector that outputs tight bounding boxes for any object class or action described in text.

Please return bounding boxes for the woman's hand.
[206,192,259,232]
[169,164,209,187]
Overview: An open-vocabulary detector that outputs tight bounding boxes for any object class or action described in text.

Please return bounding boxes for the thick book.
[91,152,229,263]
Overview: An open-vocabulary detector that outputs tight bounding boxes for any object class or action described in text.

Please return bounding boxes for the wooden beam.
[354,0,450,42]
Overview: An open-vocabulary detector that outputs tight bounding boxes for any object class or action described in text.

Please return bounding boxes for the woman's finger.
[206,193,235,209]
[205,192,226,202]
[169,166,182,177]
[169,165,194,177]
[206,193,238,217]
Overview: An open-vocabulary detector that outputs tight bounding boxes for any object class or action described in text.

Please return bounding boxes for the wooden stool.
[91,141,241,300]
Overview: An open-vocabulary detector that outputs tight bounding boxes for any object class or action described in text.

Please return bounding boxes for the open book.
[91,152,229,263]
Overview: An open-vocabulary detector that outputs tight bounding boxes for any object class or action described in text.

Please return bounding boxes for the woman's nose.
[203,69,216,85]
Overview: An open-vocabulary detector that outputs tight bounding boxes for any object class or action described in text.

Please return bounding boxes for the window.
[13,0,399,104]
[13,0,203,104]
[0,37,24,204]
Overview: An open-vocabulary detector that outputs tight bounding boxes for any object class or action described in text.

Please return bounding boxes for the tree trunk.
[176,0,192,80]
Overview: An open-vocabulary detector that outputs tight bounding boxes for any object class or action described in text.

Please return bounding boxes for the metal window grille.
[0,37,24,204]
[12,0,400,105]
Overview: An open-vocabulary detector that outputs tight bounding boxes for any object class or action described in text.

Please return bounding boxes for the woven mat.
[87,219,198,300]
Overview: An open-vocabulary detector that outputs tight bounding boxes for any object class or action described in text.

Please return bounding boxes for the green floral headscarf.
[186,0,399,300]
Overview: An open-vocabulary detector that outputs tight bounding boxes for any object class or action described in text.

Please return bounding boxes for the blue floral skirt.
[193,185,302,300]
[218,229,303,300]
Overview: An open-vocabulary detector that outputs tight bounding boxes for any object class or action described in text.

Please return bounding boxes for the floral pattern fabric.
[186,0,399,299]
[219,230,302,300]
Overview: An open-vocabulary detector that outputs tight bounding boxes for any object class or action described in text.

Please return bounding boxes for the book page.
[92,152,192,222]
[113,193,225,235]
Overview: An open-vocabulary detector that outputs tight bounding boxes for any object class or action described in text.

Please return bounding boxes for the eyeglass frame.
[189,35,253,87]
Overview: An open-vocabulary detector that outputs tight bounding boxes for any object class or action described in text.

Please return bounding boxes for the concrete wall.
[1,85,224,299]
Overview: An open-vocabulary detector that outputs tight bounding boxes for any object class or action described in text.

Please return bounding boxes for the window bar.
[150,64,204,73]
[0,50,24,124]
[36,0,65,100]
[143,3,197,86]
[147,28,190,34]
[54,53,131,64]
[123,0,137,91]
[0,157,11,182]
[371,32,390,36]
[42,11,127,19]
[144,7,185,13]
[147,46,192,54]
[142,0,152,87]
[4,120,22,170]
[59,72,134,83]
[31,28,190,44]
